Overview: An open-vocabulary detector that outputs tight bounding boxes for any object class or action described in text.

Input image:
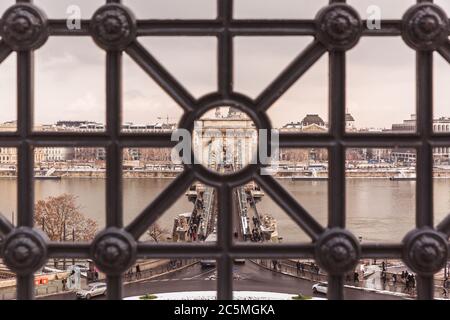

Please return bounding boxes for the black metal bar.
[125,41,196,112]
[328,275,344,300]
[0,41,12,64]
[106,52,123,228]
[137,20,222,36]
[254,174,325,240]
[230,20,316,36]
[48,20,91,36]
[255,41,326,112]
[106,275,123,300]
[361,21,403,36]
[16,51,34,228]
[17,275,34,300]
[417,275,434,300]
[416,51,434,228]
[0,214,14,235]
[361,243,403,259]
[125,170,195,239]
[217,183,233,300]
[436,214,450,237]
[437,40,450,64]
[47,242,91,258]
[136,243,316,259]
[217,0,233,98]
[328,51,346,228]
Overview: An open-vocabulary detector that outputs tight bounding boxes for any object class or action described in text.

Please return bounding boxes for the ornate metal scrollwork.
[402,228,448,275]
[0,3,49,51]
[314,228,361,275]
[91,228,137,275]
[1,228,48,275]
[402,3,449,51]
[90,4,137,51]
[316,4,362,51]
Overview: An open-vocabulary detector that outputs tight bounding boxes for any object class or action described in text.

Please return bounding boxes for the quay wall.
[1,169,450,179]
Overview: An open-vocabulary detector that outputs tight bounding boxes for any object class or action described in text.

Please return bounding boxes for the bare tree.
[35,194,98,242]
[147,223,170,243]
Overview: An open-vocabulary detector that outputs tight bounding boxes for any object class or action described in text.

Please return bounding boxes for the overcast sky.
[0,0,449,129]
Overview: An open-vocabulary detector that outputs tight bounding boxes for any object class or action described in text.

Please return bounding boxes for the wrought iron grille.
[0,0,449,300]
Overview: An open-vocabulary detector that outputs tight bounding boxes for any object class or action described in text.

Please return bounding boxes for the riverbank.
[1,169,450,179]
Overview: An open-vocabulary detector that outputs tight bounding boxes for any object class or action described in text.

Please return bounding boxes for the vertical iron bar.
[417,275,434,300]
[328,51,346,229]
[217,185,233,300]
[17,275,34,300]
[105,50,124,299]
[106,52,123,228]
[327,50,346,300]
[17,50,35,299]
[416,51,433,228]
[328,275,344,299]
[107,275,123,300]
[415,48,434,300]
[218,0,233,97]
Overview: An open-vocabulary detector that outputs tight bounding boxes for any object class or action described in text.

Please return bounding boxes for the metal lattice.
[0,0,449,300]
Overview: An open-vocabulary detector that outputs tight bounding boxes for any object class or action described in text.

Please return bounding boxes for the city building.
[0,148,17,165]
[389,114,450,162]
[0,121,17,132]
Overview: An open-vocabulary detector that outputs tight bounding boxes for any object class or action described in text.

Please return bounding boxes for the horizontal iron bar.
[47,242,91,258]
[49,20,91,36]
[137,20,223,36]
[360,243,403,259]
[42,19,425,38]
[229,20,316,36]
[361,20,402,36]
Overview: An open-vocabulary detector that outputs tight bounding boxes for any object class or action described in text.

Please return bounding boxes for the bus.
[200,232,217,268]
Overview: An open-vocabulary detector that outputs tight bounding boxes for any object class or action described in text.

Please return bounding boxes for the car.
[312,282,328,295]
[76,282,107,300]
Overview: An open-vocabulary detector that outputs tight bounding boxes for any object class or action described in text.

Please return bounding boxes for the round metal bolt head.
[402,228,448,275]
[0,3,49,51]
[1,227,48,275]
[402,3,449,51]
[315,228,361,275]
[90,4,137,51]
[316,4,362,51]
[91,228,137,275]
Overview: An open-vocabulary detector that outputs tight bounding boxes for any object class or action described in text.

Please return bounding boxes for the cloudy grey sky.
[0,0,449,129]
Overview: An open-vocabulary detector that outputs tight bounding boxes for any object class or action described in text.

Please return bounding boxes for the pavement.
[39,261,405,300]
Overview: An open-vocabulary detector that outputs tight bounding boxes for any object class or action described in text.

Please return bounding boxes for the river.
[0,178,449,243]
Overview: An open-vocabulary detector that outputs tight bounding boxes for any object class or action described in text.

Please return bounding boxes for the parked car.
[312,282,328,295]
[76,282,107,300]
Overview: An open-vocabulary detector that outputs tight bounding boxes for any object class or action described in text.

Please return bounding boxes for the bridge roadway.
[39,260,403,300]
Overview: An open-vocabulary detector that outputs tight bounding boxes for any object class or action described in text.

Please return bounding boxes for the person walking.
[136,264,141,279]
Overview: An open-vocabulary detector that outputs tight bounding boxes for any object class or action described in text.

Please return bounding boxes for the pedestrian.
[381,261,386,272]
[272,260,277,270]
[392,274,397,284]
[136,264,141,279]
[296,260,301,275]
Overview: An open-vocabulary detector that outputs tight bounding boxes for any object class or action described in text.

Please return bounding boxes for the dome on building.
[345,113,355,122]
[301,114,325,127]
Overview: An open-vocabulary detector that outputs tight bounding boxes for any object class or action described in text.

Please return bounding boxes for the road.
[40,261,404,300]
